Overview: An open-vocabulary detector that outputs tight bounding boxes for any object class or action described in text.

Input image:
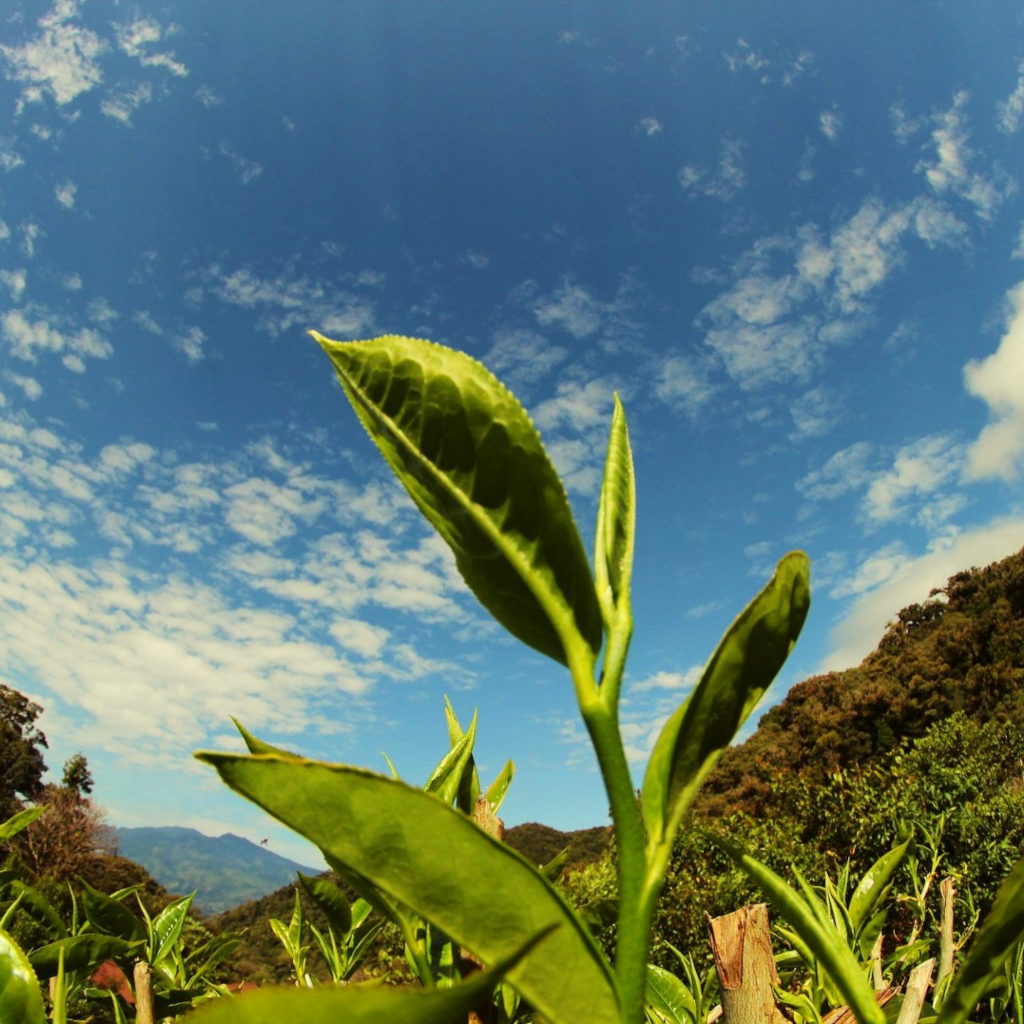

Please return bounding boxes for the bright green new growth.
[194,331,814,1023]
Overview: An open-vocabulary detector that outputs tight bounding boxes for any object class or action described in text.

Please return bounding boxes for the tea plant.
[186,332,812,1024]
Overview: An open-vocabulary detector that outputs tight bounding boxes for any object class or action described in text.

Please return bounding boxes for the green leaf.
[938,854,1024,1024]
[645,963,697,1024]
[425,708,477,809]
[232,718,295,756]
[28,935,138,979]
[298,873,352,937]
[0,927,45,1024]
[848,833,914,939]
[642,551,810,848]
[79,880,146,943]
[151,892,196,966]
[594,393,636,629]
[312,332,603,667]
[711,837,884,1024]
[484,759,515,814]
[198,751,620,1024]
[6,881,66,941]
[0,807,45,845]
[182,928,553,1024]
[443,696,481,813]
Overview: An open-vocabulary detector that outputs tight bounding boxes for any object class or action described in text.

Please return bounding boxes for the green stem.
[396,912,434,989]
[580,700,648,1022]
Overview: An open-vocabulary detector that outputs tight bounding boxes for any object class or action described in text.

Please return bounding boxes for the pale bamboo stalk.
[895,957,936,1024]
[133,960,155,1024]
[937,877,956,988]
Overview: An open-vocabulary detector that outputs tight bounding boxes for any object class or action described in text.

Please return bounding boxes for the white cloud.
[822,519,1024,671]
[219,141,263,184]
[789,385,840,438]
[101,82,152,125]
[533,376,617,434]
[862,434,964,523]
[679,139,746,201]
[699,195,966,390]
[630,667,702,693]
[655,354,715,416]
[54,179,76,208]
[330,617,390,659]
[485,329,566,388]
[916,91,1015,221]
[722,39,813,87]
[5,373,42,400]
[533,280,604,338]
[1,309,113,368]
[819,109,843,141]
[113,17,187,77]
[963,278,1024,481]
[997,61,1024,134]
[201,264,375,338]
[195,84,222,108]
[798,441,874,501]
[797,140,816,183]
[0,138,25,172]
[829,540,910,599]
[0,269,27,301]
[0,0,108,107]
[889,100,926,144]
[638,116,662,136]
[173,326,206,364]
[20,221,43,259]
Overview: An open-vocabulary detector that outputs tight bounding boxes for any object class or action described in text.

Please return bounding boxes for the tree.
[14,783,116,882]
[61,752,93,795]
[0,682,48,818]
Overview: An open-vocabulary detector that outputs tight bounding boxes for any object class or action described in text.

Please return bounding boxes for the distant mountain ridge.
[114,826,320,915]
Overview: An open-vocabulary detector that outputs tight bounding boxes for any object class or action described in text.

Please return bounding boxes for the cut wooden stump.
[708,904,789,1024]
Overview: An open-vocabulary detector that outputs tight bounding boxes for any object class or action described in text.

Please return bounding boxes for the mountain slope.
[698,544,1024,817]
[114,826,320,915]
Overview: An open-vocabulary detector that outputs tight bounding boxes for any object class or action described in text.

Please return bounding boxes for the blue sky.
[1,2,1023,866]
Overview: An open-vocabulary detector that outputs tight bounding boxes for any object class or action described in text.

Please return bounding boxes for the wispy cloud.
[1,307,112,372]
[699,195,966,389]
[996,61,1024,135]
[819,108,843,141]
[218,140,263,185]
[862,434,964,524]
[822,519,1024,671]
[0,138,25,172]
[723,38,813,87]
[0,269,27,302]
[654,354,715,417]
[200,263,375,338]
[963,278,1024,481]
[679,139,746,201]
[113,17,188,77]
[637,116,662,137]
[54,179,76,208]
[101,81,152,125]
[916,91,1015,221]
[0,0,107,108]
[195,84,222,108]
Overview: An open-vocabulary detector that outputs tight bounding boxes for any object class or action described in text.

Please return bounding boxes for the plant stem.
[576,665,648,1023]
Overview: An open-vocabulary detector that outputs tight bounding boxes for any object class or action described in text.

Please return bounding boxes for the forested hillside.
[699,545,1024,817]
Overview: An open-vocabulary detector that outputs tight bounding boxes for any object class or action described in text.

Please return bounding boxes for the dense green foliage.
[0,684,48,820]
[701,547,1024,817]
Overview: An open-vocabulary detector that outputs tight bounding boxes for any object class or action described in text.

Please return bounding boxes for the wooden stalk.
[133,960,156,1024]
[708,904,788,1024]
[895,956,935,1024]
[937,876,956,989]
